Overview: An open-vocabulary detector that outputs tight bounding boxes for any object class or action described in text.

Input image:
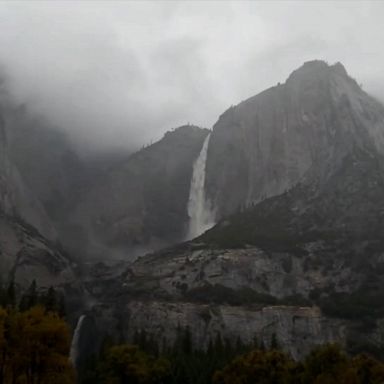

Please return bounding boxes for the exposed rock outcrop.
[0,213,74,288]
[91,301,346,360]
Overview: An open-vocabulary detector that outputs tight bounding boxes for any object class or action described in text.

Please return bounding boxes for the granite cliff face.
[89,301,346,360]
[0,101,75,289]
[205,60,384,219]
[6,109,86,229]
[0,109,57,241]
[78,61,384,357]
[4,109,100,262]
[0,213,75,288]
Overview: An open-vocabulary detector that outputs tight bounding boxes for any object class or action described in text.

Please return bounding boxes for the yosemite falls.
[187,133,215,239]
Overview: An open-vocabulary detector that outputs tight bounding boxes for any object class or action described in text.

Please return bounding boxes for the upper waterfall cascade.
[187,133,215,240]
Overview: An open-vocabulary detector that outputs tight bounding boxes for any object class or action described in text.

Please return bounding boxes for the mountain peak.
[301,59,329,69]
[162,125,209,142]
[286,60,349,84]
[331,61,348,76]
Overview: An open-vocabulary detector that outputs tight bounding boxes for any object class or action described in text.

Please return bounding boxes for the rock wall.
[205,61,384,219]
[90,301,345,360]
[0,110,56,241]
[0,104,75,289]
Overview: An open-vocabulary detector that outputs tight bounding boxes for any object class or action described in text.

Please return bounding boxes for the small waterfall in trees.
[187,133,215,240]
[69,315,86,368]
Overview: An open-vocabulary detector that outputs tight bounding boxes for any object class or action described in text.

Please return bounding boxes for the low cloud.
[0,1,383,152]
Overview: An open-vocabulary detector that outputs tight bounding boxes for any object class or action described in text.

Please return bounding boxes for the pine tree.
[5,281,15,308]
[182,326,192,355]
[43,286,57,312]
[19,280,38,311]
[270,332,279,349]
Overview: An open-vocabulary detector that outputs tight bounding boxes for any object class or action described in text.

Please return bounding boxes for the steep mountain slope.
[4,59,384,356]
[0,99,75,289]
[6,108,86,225]
[82,61,384,357]
[70,125,209,260]
[205,60,384,219]
[2,91,211,261]
[0,213,75,288]
[0,109,57,241]
[4,104,141,265]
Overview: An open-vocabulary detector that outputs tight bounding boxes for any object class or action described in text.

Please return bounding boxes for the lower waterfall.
[186,133,215,240]
[69,315,86,367]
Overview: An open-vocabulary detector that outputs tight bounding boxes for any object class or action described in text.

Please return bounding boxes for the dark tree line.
[78,325,384,384]
[0,280,66,316]
[0,281,73,384]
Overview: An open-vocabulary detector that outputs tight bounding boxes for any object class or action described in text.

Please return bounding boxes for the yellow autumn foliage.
[0,305,74,384]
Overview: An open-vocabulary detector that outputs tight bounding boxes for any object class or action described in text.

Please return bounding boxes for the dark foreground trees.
[0,305,74,384]
[213,349,297,384]
[1,279,384,384]
[97,344,170,384]
[213,344,384,384]
[81,327,384,384]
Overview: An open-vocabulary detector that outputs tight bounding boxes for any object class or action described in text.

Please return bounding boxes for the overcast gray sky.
[0,1,384,151]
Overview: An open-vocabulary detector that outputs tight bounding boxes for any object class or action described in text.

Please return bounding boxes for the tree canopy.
[0,305,74,384]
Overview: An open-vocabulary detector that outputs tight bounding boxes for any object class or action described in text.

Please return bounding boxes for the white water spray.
[69,315,86,366]
[187,133,215,239]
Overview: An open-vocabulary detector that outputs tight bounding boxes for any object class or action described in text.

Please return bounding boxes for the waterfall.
[69,315,86,367]
[187,133,215,240]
